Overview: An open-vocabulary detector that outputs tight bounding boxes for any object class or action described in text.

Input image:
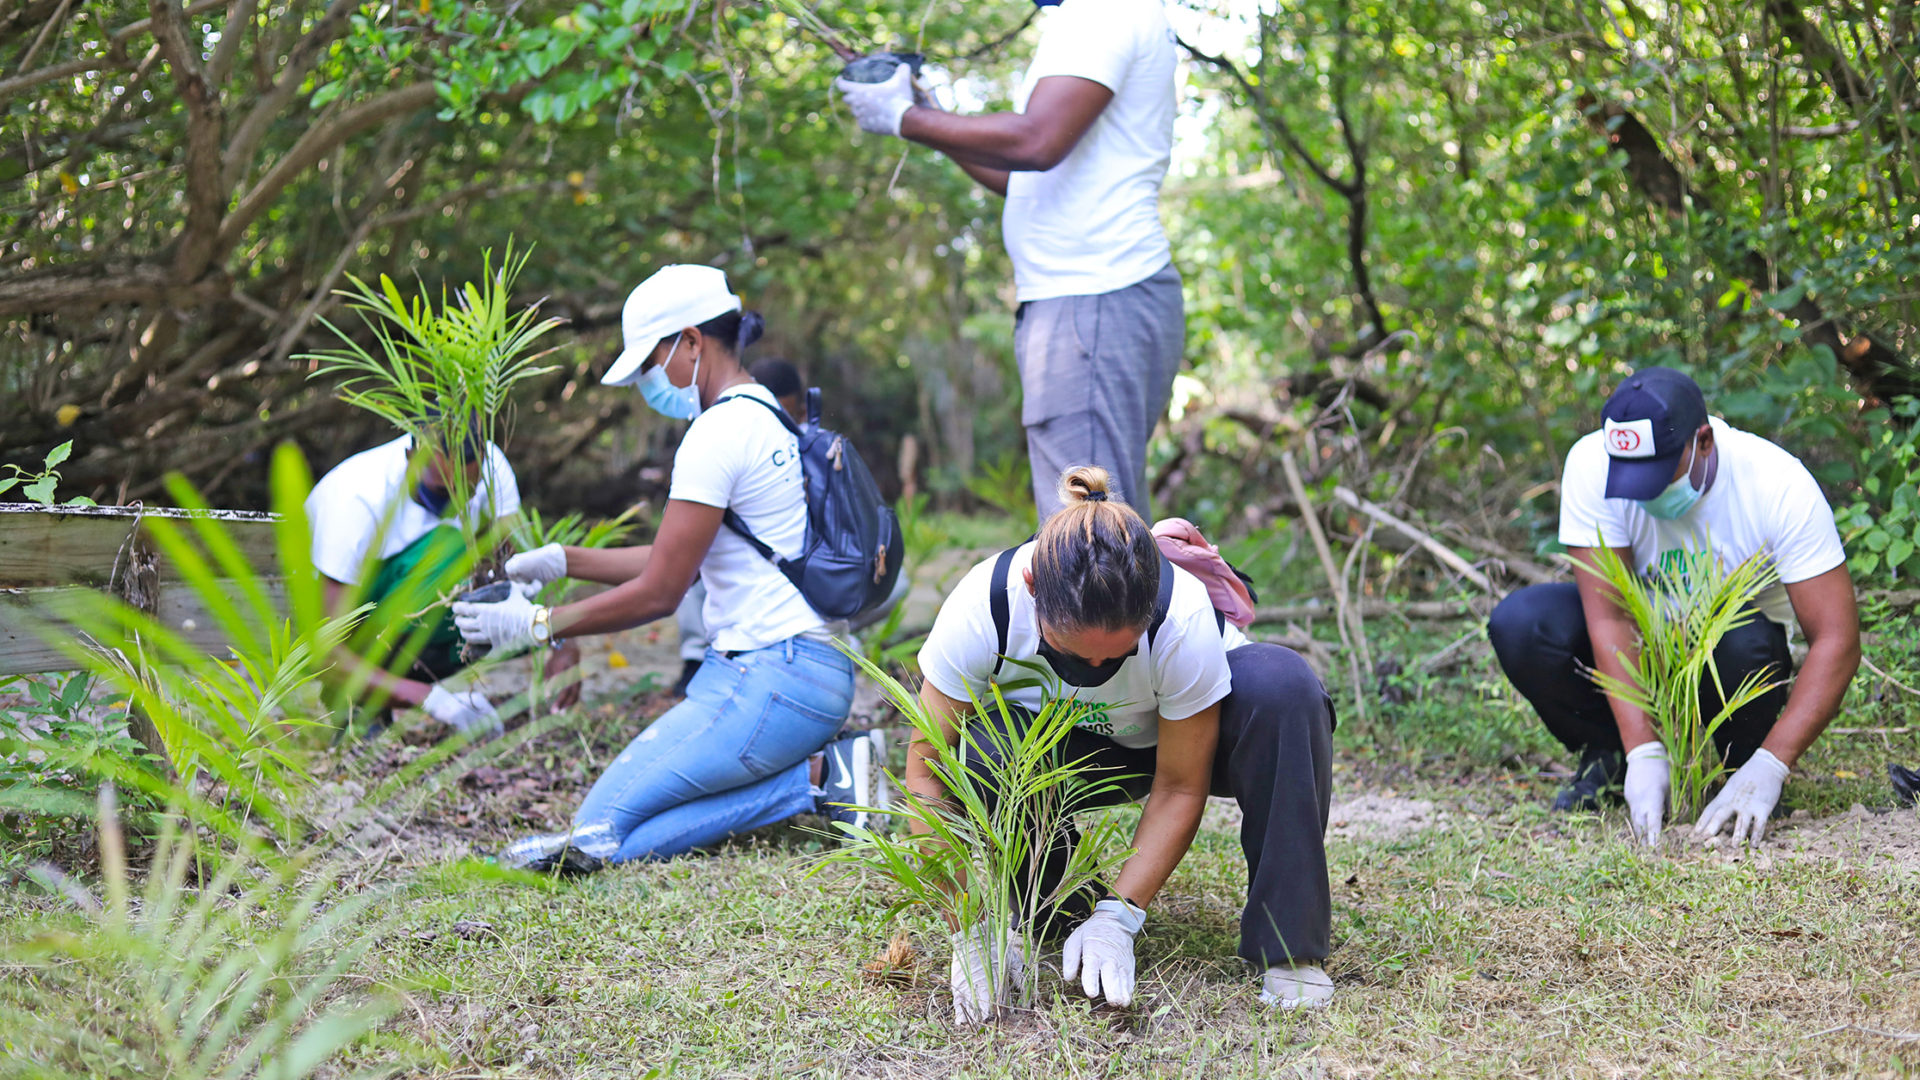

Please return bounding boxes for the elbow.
[1004,122,1074,171]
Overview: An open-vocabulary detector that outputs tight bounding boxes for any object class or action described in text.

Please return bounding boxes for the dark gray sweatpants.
[963,643,1336,968]
[1015,263,1184,519]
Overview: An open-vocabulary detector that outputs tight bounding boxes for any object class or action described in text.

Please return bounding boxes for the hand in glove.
[1623,741,1669,845]
[452,589,539,653]
[949,924,1028,1026]
[1062,898,1146,1008]
[834,62,915,137]
[422,685,502,736]
[505,543,567,588]
[1694,748,1791,847]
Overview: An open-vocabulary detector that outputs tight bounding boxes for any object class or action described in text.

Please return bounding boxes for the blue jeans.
[565,636,852,864]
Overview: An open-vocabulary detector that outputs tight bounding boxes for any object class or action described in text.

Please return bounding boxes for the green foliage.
[0,441,96,508]
[962,454,1036,535]
[0,673,162,866]
[5,802,399,1079]
[815,646,1133,1020]
[303,245,561,526]
[1572,542,1785,820]
[1833,397,1920,584]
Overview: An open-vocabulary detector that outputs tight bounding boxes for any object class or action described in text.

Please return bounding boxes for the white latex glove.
[1623,741,1669,846]
[1062,898,1146,1008]
[948,925,1028,1026]
[834,62,914,137]
[451,590,539,652]
[505,543,567,587]
[421,685,502,736]
[1694,748,1791,847]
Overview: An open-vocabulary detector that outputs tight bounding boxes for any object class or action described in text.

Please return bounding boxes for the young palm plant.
[815,649,1135,1025]
[1572,540,1786,821]
[302,243,560,528]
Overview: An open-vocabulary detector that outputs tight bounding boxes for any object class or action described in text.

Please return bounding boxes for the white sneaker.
[1260,964,1335,1009]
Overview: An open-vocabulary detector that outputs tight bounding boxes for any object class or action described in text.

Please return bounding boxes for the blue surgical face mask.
[1031,0,1064,7]
[1638,439,1704,520]
[637,334,702,420]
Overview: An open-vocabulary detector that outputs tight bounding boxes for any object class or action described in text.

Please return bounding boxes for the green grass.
[8,593,1920,1077]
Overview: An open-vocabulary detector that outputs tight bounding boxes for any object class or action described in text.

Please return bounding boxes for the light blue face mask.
[637,334,702,420]
[1638,440,1703,520]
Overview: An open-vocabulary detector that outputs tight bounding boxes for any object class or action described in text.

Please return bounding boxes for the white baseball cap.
[602,264,742,386]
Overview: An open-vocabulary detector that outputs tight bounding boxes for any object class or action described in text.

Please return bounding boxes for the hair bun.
[736,310,766,352]
[1058,465,1116,506]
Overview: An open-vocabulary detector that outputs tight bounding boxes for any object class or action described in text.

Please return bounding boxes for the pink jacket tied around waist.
[1151,517,1256,629]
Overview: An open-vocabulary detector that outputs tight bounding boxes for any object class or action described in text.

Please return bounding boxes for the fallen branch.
[1332,486,1502,597]
[1282,450,1368,725]
[1251,599,1494,624]
[1445,531,1561,586]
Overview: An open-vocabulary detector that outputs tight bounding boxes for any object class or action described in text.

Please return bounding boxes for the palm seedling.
[814,649,1135,1025]
[302,242,561,539]
[1572,540,1785,822]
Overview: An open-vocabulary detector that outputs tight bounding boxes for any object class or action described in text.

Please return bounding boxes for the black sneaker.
[1551,747,1625,812]
[815,731,891,833]
[669,659,702,698]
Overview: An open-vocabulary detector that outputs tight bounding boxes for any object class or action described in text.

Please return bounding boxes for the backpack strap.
[1146,554,1175,649]
[988,545,1020,680]
[717,391,802,562]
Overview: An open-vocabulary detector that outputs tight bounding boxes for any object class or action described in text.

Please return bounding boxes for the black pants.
[1487,583,1793,768]
[963,643,1335,968]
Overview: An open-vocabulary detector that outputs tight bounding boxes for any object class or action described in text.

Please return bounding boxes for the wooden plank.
[0,581,290,676]
[0,504,281,588]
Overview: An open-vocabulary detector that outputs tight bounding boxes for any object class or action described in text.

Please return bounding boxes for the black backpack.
[720,389,904,621]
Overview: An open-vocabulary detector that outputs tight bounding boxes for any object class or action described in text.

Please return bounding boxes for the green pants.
[362,526,469,681]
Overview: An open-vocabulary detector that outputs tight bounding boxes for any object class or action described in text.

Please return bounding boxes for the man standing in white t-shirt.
[1488,368,1860,847]
[305,426,578,737]
[835,0,1182,518]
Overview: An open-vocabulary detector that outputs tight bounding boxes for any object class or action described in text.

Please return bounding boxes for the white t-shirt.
[918,543,1242,749]
[1559,417,1846,627]
[1003,0,1177,302]
[306,434,521,586]
[668,384,826,653]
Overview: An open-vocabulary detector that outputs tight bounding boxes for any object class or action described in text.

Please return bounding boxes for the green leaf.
[662,47,695,80]
[1764,280,1808,311]
[0,477,18,496]
[1890,538,1915,571]
[43,440,72,469]
[63,496,96,508]
[21,476,56,505]
[309,80,348,109]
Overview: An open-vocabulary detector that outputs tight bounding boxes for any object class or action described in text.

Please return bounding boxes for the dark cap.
[1600,367,1708,500]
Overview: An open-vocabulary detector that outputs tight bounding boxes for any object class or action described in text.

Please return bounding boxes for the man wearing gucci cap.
[1487,367,1860,847]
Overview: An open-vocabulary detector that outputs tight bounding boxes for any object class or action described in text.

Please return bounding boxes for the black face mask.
[1036,632,1136,688]
[413,480,452,517]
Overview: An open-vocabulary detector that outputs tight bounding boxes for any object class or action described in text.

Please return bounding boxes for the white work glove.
[834,62,914,137]
[505,543,567,587]
[948,924,1028,1026]
[421,685,502,736]
[1623,741,1669,846]
[1062,898,1146,1008]
[451,589,539,653]
[1694,748,1791,848]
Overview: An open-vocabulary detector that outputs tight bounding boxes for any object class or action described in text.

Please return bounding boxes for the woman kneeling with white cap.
[453,265,886,872]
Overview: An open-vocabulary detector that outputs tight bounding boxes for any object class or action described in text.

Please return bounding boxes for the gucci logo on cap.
[1603,417,1657,459]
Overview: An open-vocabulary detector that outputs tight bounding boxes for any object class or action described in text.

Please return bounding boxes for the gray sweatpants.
[1014,263,1184,520]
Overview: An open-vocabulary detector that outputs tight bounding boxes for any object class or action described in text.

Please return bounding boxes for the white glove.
[948,925,1028,1026]
[1694,748,1791,847]
[834,62,914,137]
[1623,741,1669,846]
[421,685,502,736]
[505,543,567,587]
[451,590,539,652]
[1062,898,1146,1008]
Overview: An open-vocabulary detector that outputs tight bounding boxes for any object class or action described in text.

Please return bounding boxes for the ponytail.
[1031,466,1159,633]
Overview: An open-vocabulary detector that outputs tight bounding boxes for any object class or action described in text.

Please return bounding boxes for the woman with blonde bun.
[913,466,1337,1020]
